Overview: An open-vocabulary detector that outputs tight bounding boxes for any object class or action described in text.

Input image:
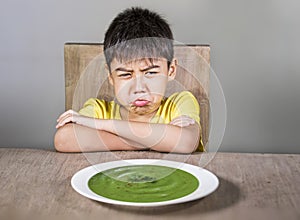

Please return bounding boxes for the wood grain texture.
[64,43,210,148]
[0,148,299,220]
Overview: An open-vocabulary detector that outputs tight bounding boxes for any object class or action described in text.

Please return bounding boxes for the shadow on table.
[100,177,242,216]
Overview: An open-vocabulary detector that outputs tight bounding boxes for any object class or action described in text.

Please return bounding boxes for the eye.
[118,73,132,79]
[145,71,158,76]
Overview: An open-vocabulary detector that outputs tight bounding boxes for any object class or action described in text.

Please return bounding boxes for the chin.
[130,105,157,116]
[130,106,150,115]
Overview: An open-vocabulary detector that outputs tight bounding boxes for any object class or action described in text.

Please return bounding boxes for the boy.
[55,7,203,153]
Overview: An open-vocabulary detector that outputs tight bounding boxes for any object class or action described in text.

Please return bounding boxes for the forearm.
[59,114,200,153]
[54,123,147,152]
[94,119,200,153]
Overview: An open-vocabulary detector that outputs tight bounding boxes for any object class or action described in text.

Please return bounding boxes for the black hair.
[104,7,174,72]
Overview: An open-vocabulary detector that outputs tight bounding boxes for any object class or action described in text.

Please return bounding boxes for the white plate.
[71,159,219,207]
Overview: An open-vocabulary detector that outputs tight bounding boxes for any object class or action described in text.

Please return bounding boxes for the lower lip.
[133,100,150,107]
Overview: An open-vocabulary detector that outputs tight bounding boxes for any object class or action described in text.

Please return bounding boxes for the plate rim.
[71,159,219,207]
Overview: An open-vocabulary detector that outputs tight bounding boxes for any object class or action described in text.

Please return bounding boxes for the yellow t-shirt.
[79,91,204,151]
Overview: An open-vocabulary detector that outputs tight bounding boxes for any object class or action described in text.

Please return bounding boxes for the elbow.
[174,132,199,154]
[54,127,68,152]
[54,124,78,152]
[152,128,199,154]
[175,143,197,154]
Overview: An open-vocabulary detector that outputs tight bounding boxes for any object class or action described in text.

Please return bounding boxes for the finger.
[170,117,192,125]
[57,112,73,125]
[181,118,195,125]
[57,110,78,122]
[57,109,77,121]
[56,115,74,128]
[180,115,196,122]
[179,116,195,123]
[56,110,79,123]
[170,116,195,127]
[172,121,190,127]
[56,119,72,129]
[56,110,72,122]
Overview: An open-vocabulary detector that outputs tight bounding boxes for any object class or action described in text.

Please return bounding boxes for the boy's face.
[108,57,177,117]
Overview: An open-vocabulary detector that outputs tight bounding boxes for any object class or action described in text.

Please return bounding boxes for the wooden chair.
[64,43,210,148]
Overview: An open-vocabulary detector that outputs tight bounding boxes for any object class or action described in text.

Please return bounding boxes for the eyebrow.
[114,65,160,73]
[115,67,133,72]
[141,65,160,72]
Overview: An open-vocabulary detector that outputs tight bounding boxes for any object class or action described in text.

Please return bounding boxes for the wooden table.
[0,148,299,220]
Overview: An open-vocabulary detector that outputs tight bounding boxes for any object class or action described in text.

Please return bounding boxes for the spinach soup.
[88,165,199,203]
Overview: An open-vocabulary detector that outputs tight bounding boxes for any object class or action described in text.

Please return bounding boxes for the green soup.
[88,165,199,203]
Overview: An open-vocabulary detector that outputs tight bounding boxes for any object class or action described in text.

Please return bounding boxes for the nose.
[133,75,146,94]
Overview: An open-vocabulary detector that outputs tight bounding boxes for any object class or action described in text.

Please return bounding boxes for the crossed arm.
[54,110,200,154]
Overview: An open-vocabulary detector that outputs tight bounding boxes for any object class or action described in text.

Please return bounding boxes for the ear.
[108,73,114,86]
[105,63,109,71]
[168,58,177,81]
[105,64,114,86]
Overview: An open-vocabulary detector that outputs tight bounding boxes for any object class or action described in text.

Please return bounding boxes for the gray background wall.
[0,0,299,153]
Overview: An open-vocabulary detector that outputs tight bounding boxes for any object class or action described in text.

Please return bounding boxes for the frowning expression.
[108,58,177,117]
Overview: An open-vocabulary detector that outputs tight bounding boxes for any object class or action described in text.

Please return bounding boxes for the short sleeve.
[169,91,204,152]
[170,91,200,125]
[78,98,106,118]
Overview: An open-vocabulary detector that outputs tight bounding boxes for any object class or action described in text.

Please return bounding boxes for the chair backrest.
[64,43,210,148]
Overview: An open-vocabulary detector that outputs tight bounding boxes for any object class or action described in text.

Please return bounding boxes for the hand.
[170,115,195,127]
[56,109,80,129]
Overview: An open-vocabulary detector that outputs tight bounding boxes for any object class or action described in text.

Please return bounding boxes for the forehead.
[110,57,167,71]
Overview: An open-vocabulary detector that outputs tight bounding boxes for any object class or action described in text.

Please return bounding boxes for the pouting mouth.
[131,99,150,107]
